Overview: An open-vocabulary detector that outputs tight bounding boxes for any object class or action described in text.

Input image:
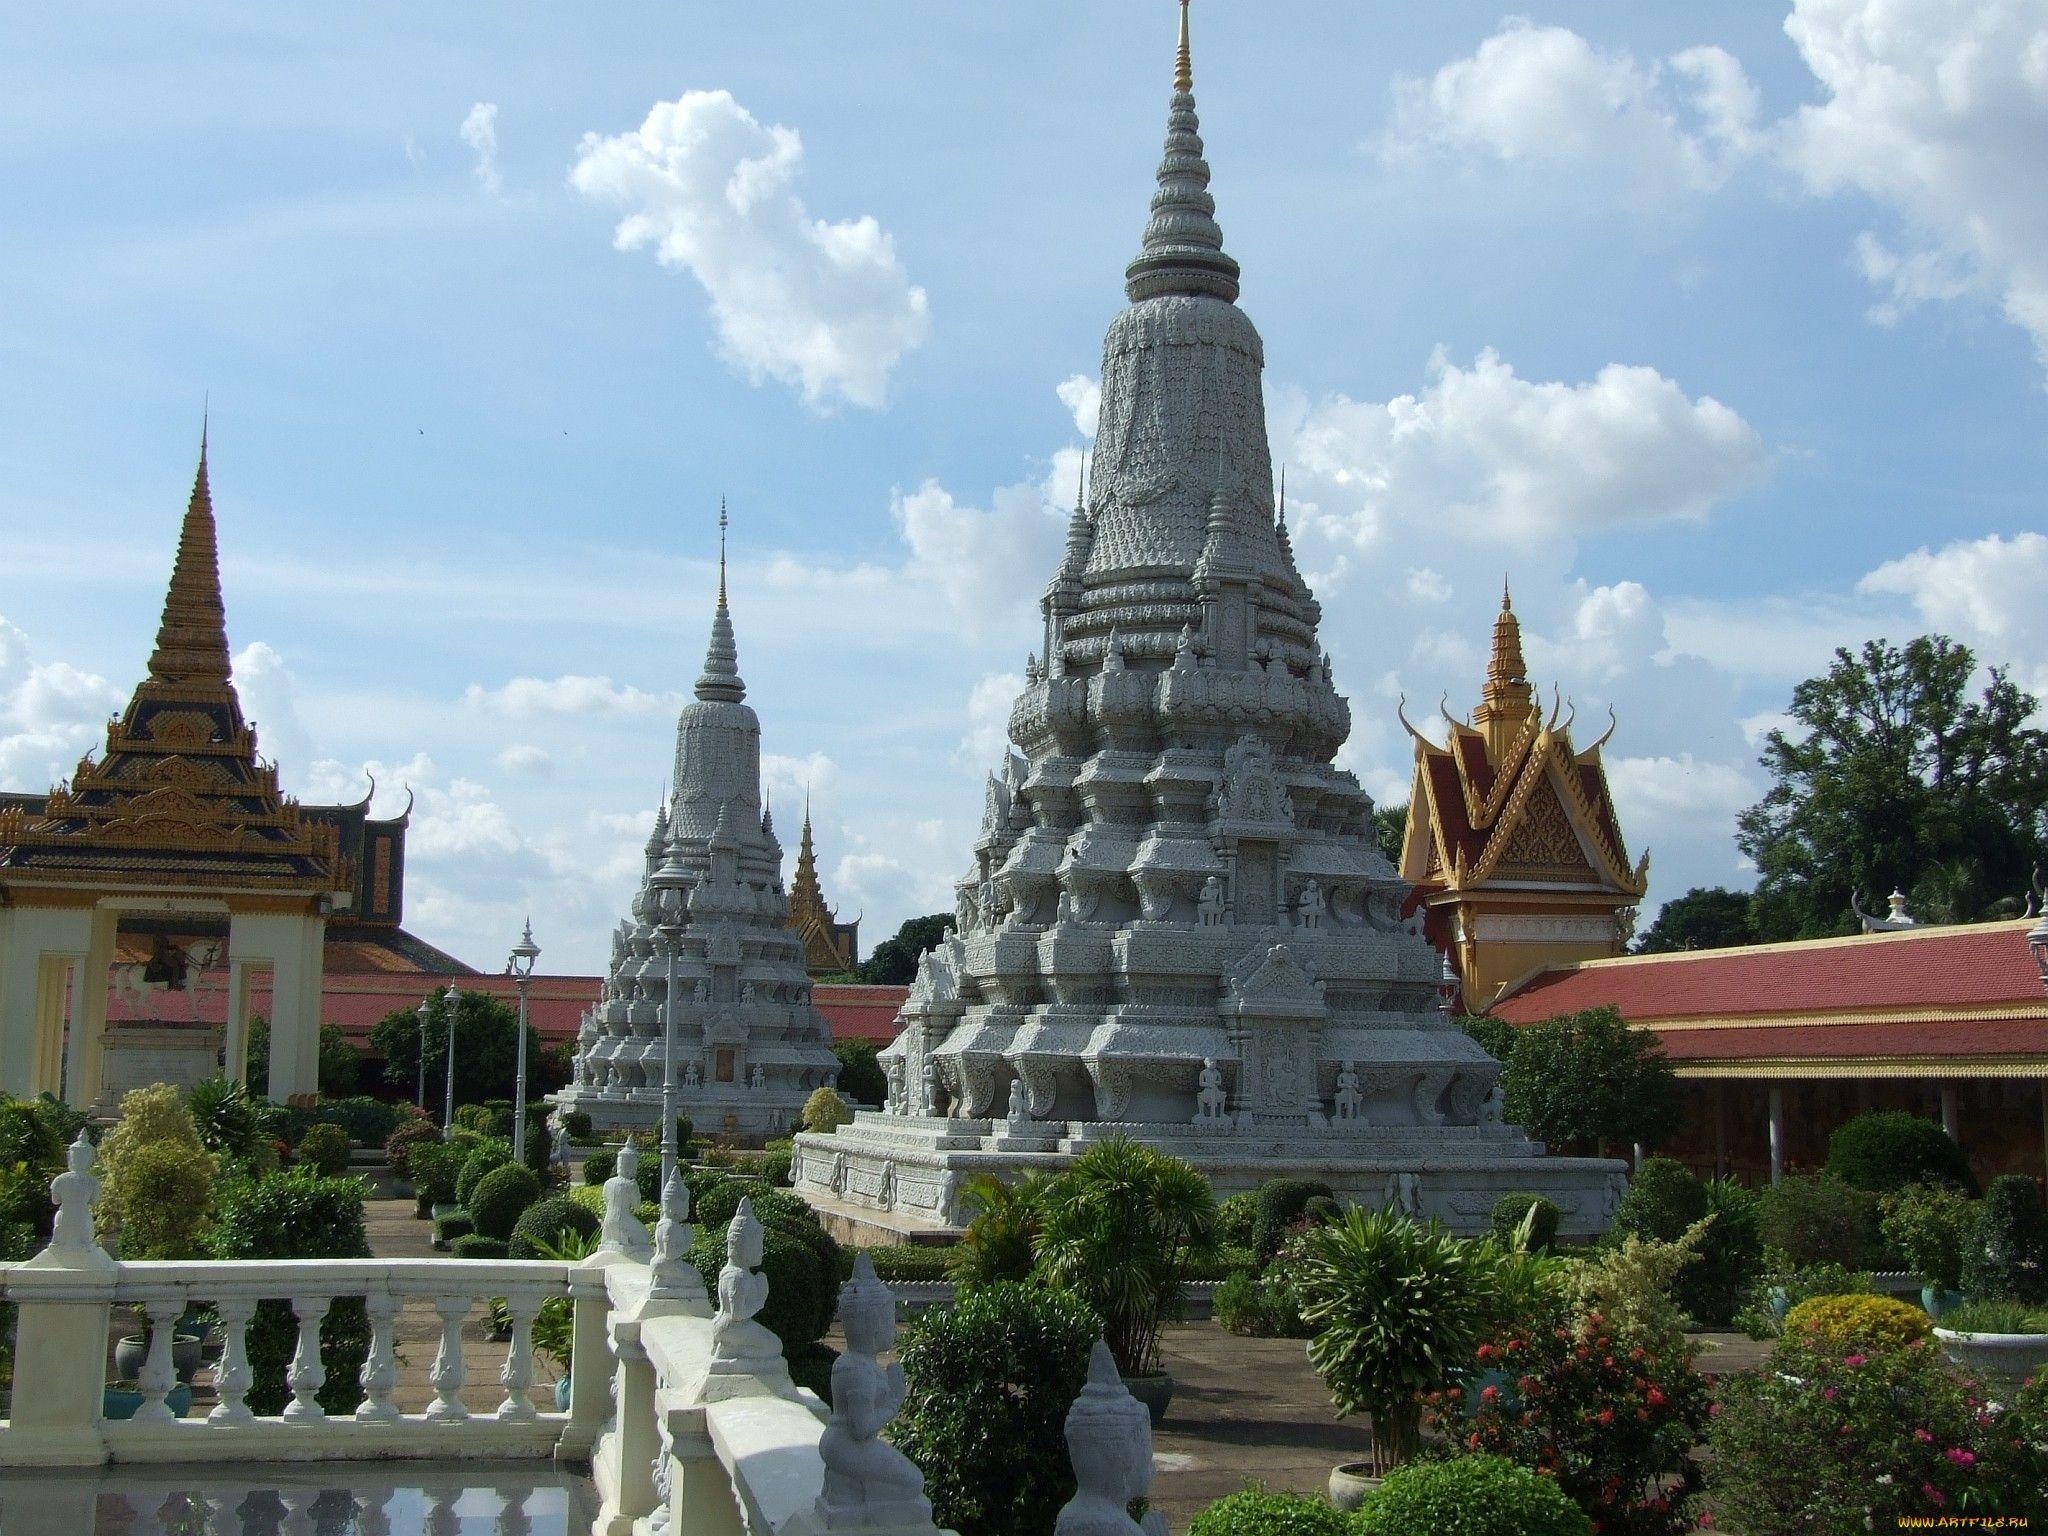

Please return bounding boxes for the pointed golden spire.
[1175,0,1192,92]
[1471,575,1536,757]
[146,420,233,686]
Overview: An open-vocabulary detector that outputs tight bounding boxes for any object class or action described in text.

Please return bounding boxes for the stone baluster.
[355,1291,403,1424]
[239,1490,289,1536]
[208,1297,258,1425]
[426,1294,473,1422]
[424,1486,462,1536]
[134,1295,185,1423]
[354,1491,393,1536]
[496,1289,542,1422]
[280,1487,320,1536]
[495,1490,534,1536]
[281,1294,331,1422]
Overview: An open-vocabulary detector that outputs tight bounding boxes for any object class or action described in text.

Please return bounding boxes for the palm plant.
[1291,1206,1495,1474]
[1031,1138,1216,1378]
[948,1171,1050,1288]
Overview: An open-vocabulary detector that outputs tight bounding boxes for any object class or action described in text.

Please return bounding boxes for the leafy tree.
[855,914,953,986]
[1500,1006,1679,1157]
[831,1039,887,1106]
[1633,886,1758,954]
[367,989,544,1114]
[239,1019,361,1098]
[1737,636,2048,940]
[1373,800,1408,866]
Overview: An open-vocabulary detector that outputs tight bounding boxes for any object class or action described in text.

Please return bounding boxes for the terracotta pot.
[1121,1372,1174,1426]
[1327,1462,1381,1512]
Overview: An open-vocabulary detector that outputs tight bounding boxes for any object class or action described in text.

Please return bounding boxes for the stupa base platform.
[555,1087,803,1145]
[791,1114,1627,1242]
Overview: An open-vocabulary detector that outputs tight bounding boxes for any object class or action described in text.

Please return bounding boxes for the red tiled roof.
[105,970,909,1052]
[1659,1020,2048,1062]
[1492,920,2044,1025]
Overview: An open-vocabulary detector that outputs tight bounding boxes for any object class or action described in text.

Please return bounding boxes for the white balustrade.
[426,1292,473,1423]
[283,1293,331,1422]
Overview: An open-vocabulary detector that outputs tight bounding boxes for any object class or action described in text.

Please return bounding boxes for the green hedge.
[859,1246,956,1282]
[1354,1455,1592,1536]
[455,1141,512,1208]
[433,1211,475,1246]
[1826,1110,1975,1195]
[1189,1490,1353,1536]
[451,1234,509,1260]
[1253,1178,1333,1262]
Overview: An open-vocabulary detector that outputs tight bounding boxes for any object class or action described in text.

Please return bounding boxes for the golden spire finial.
[1175,0,1193,93]
[145,419,233,687]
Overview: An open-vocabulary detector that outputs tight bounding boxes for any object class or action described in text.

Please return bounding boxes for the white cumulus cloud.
[1384,19,1761,191]
[460,102,501,195]
[959,671,1025,767]
[1860,531,2048,694]
[1784,0,2048,372]
[1285,348,1768,548]
[570,90,930,410]
[463,674,676,717]
[0,616,123,791]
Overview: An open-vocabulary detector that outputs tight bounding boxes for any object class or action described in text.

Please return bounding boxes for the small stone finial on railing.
[816,1252,935,1531]
[709,1198,778,1365]
[27,1130,113,1271]
[602,1141,654,1262]
[648,1169,702,1302]
[1054,1340,1168,1536]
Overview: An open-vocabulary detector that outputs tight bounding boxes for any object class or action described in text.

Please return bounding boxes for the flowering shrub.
[1424,1310,1708,1536]
[1706,1335,2048,1534]
[1782,1293,1931,1354]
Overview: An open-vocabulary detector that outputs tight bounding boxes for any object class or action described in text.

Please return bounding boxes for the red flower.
[1842,1352,1865,1367]
[1914,1428,1934,1444]
[1946,1448,1976,1469]
[1481,1385,1500,1402]
[1645,1386,1667,1408]
[1596,1408,1615,1425]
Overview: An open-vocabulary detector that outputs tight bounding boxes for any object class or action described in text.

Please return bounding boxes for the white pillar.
[222,958,251,1086]
[1768,1083,1786,1185]
[1939,1082,1960,1142]
[0,906,96,1103]
[231,910,328,1100]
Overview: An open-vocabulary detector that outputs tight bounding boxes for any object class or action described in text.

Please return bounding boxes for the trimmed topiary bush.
[451,1234,509,1260]
[407,1140,466,1210]
[1188,1489,1352,1536]
[760,1145,793,1187]
[801,1086,853,1133]
[455,1140,512,1208]
[1253,1177,1334,1262]
[1782,1293,1931,1354]
[1825,1109,1975,1195]
[507,1192,602,1260]
[1961,1172,2048,1304]
[1490,1192,1561,1251]
[1613,1157,1709,1240]
[581,1148,617,1186]
[433,1211,475,1246]
[893,1281,1100,1536]
[860,1245,955,1282]
[560,1109,593,1141]
[469,1162,543,1241]
[295,1122,351,1178]
[1354,1454,1592,1536]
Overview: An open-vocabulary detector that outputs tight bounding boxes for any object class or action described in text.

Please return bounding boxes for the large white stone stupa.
[558,517,840,1140]
[793,7,1626,1237]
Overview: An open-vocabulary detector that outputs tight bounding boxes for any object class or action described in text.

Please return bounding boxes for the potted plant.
[112,1327,205,1385]
[1032,1138,1217,1425]
[1932,1299,2048,1386]
[102,1379,194,1420]
[1878,1182,1976,1318]
[1289,1206,1493,1506]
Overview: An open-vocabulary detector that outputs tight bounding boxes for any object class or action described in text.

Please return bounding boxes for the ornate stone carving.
[1054,1341,1168,1536]
[815,1254,934,1531]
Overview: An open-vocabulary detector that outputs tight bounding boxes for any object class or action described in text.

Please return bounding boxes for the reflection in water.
[0,1462,595,1535]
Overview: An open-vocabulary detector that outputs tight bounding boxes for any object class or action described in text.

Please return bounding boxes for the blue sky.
[2,1,2045,975]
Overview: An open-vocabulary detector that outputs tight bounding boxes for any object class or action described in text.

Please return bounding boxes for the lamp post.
[440,980,461,1138]
[509,919,540,1165]
[415,996,431,1111]
[656,888,682,1188]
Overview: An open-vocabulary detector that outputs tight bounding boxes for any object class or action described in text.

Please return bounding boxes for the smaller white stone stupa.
[557,511,839,1140]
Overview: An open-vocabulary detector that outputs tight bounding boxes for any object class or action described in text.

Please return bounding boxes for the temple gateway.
[555,521,840,1140]
[792,10,1625,1237]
